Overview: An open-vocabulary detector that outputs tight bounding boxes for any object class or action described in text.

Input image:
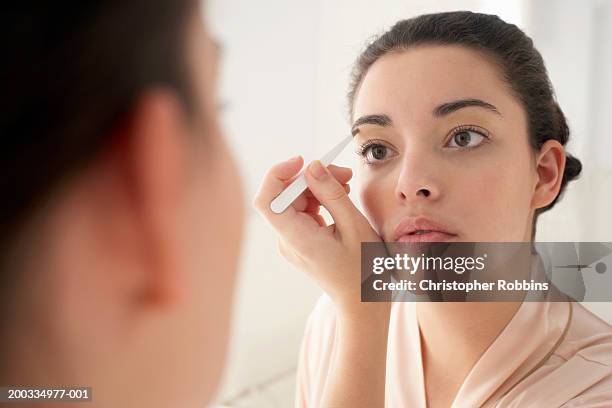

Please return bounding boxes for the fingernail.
[287,155,300,162]
[309,160,327,180]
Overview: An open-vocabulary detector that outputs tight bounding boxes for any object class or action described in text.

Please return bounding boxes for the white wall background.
[206,0,612,406]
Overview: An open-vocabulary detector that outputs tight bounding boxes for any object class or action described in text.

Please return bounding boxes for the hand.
[255,156,391,407]
[253,156,383,311]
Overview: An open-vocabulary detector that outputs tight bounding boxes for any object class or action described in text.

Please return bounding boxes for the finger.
[312,214,326,227]
[284,164,351,194]
[255,159,339,213]
[292,193,313,212]
[253,156,304,213]
[304,197,321,214]
[289,195,324,226]
[327,165,353,184]
[303,183,350,199]
[294,185,349,214]
[304,161,360,229]
[304,201,326,227]
[294,183,349,211]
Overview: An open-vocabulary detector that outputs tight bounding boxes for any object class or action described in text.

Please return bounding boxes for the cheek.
[184,137,245,383]
[450,151,535,240]
[358,170,396,235]
[191,139,244,291]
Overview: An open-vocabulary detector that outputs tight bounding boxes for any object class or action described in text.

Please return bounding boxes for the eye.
[446,126,489,149]
[357,140,397,165]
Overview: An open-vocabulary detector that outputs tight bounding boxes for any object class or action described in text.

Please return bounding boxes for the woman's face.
[352,45,539,243]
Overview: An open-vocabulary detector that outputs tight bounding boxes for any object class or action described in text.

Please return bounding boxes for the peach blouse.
[295,295,612,407]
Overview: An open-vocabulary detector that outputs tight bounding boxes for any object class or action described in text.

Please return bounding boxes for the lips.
[392,216,457,243]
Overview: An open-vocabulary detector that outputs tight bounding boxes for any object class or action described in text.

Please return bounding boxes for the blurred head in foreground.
[0,1,244,406]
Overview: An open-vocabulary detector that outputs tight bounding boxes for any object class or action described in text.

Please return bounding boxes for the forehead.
[353,45,521,124]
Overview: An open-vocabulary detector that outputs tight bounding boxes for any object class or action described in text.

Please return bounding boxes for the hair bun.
[564,153,582,182]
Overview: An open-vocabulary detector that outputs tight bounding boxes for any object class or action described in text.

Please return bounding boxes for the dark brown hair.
[1,0,197,250]
[0,0,198,346]
[348,11,582,238]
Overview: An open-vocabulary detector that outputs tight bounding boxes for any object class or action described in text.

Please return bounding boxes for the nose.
[395,154,442,203]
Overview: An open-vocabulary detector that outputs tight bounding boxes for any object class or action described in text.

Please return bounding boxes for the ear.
[531,139,566,211]
[108,89,189,306]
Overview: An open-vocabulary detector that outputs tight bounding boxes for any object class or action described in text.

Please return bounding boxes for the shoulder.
[304,294,338,343]
[299,294,338,368]
[552,302,612,406]
[294,294,337,408]
[557,302,612,366]
[493,302,612,407]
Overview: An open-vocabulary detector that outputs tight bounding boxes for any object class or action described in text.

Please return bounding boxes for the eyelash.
[355,124,491,165]
[355,139,386,156]
[447,124,490,146]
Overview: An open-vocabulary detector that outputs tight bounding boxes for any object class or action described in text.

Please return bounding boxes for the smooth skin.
[255,44,565,408]
[254,158,390,407]
[353,46,565,407]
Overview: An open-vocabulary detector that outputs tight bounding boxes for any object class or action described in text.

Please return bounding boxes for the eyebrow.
[351,114,392,136]
[433,98,500,116]
[351,98,500,137]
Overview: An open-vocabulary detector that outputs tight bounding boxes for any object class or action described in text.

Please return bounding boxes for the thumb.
[304,160,358,228]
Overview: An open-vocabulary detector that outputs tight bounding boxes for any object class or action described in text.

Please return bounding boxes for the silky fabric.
[295,295,612,407]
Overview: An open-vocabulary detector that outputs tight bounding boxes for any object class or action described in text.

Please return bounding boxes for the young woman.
[255,11,612,407]
[1,1,243,407]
